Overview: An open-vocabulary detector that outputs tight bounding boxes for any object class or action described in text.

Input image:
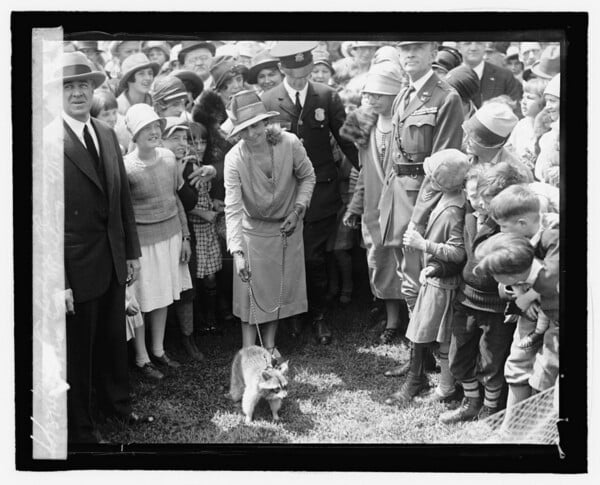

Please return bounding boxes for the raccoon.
[229,346,289,424]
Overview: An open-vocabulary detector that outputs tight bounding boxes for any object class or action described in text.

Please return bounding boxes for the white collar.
[409,69,434,94]
[63,110,92,136]
[283,78,309,106]
[471,61,485,79]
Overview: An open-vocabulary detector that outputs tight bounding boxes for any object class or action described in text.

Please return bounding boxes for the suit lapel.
[276,84,298,119]
[92,119,115,203]
[480,62,496,102]
[63,121,104,193]
[400,73,438,122]
[300,82,319,123]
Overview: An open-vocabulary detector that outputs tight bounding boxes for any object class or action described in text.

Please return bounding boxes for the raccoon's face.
[258,362,289,400]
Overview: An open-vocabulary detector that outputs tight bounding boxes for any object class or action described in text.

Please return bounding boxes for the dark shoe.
[379,328,399,345]
[190,338,205,361]
[182,334,204,361]
[315,319,332,345]
[137,362,164,380]
[439,397,483,424]
[339,290,352,305]
[425,386,463,404]
[518,331,544,350]
[151,352,181,369]
[477,405,500,421]
[384,361,410,378]
[289,317,304,339]
[384,373,429,406]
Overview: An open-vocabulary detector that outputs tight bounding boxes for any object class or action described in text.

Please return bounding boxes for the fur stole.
[339,106,378,148]
[193,89,227,126]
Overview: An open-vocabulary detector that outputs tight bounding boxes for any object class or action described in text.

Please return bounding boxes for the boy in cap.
[458,41,523,110]
[262,41,359,344]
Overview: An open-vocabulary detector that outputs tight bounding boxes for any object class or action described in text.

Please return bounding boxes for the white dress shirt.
[471,61,485,80]
[283,78,309,108]
[63,111,100,154]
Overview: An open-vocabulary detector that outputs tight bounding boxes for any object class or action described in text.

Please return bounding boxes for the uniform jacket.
[63,117,141,303]
[477,61,523,108]
[261,81,358,222]
[390,72,464,195]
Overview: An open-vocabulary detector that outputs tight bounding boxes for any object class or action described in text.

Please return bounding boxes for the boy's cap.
[151,75,188,103]
[463,102,518,148]
[544,74,560,98]
[424,148,470,193]
[312,49,335,75]
[362,60,404,95]
[163,116,190,138]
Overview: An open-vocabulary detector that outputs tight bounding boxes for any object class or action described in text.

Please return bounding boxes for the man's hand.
[126,259,140,285]
[343,212,360,228]
[65,288,75,315]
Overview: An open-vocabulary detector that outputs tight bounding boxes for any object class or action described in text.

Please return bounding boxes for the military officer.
[262,41,359,345]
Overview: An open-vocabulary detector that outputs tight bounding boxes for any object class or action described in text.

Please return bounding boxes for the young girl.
[384,149,469,406]
[90,90,127,155]
[124,104,193,371]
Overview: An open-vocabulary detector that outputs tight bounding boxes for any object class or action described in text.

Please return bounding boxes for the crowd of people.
[54,38,560,445]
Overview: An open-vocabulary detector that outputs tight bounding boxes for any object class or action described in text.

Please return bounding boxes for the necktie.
[403,86,415,112]
[83,124,100,168]
[295,91,302,115]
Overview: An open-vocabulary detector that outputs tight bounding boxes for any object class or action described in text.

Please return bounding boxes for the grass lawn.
[99,279,484,444]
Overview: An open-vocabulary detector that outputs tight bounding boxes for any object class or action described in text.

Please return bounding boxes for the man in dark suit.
[58,52,142,444]
[262,42,358,344]
[382,41,464,398]
[458,41,523,110]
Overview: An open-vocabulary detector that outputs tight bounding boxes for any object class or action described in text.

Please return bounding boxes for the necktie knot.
[403,86,416,111]
[295,91,302,113]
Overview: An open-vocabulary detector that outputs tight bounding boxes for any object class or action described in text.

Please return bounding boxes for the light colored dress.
[224,131,316,324]
[346,128,403,300]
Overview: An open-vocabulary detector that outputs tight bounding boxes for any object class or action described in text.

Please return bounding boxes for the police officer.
[262,41,359,345]
[381,41,464,377]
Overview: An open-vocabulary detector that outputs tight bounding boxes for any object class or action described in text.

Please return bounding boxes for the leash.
[246,231,287,351]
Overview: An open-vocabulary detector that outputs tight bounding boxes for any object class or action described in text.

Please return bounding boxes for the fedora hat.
[125,103,166,141]
[118,53,160,92]
[351,40,381,50]
[247,49,281,84]
[463,102,518,148]
[227,90,280,138]
[49,51,107,87]
[170,69,204,99]
[178,40,216,64]
[530,45,560,80]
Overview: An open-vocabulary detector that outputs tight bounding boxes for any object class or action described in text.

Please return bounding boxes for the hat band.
[232,102,268,125]
[62,64,94,78]
[464,117,508,147]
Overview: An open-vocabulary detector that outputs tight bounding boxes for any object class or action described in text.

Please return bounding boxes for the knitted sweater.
[124,147,189,246]
[456,210,505,313]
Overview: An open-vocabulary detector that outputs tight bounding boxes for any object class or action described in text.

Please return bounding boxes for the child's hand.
[515,288,539,312]
[201,210,218,223]
[403,228,427,251]
[524,301,541,322]
[419,266,435,285]
[126,298,140,316]
[181,239,191,263]
[343,212,360,228]
[212,199,225,213]
[188,165,216,188]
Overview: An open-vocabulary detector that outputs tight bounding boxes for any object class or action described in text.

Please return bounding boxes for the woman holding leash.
[224,90,316,360]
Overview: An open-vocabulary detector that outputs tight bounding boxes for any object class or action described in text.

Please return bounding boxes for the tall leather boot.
[385,343,429,406]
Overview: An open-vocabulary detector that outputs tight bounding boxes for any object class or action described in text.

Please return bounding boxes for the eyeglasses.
[186,54,211,64]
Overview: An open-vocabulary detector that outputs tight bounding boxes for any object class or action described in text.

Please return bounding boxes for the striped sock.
[484,385,503,408]
[462,379,480,399]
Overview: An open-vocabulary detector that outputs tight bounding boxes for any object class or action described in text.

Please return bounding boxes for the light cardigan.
[124,146,189,246]
[224,131,316,254]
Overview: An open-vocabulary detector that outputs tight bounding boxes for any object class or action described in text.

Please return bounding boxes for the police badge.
[314,108,325,121]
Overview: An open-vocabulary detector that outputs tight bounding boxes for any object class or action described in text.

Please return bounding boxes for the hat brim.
[530,64,555,80]
[313,60,335,75]
[171,70,204,97]
[228,111,280,138]
[118,62,161,92]
[178,42,216,64]
[164,123,190,139]
[132,117,167,140]
[247,60,280,84]
[47,70,107,88]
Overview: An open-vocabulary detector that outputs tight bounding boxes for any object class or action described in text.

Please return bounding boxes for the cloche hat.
[125,103,166,141]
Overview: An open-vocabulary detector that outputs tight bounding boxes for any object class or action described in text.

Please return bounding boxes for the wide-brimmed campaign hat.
[247,49,281,84]
[178,40,216,64]
[118,52,160,92]
[269,41,319,78]
[170,69,204,99]
[125,103,166,140]
[463,102,518,148]
[227,90,280,138]
[48,51,107,87]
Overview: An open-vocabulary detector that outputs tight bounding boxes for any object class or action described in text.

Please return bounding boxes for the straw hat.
[463,102,518,148]
[125,103,166,140]
[227,90,280,138]
[118,52,160,92]
[247,50,280,84]
[48,51,106,87]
